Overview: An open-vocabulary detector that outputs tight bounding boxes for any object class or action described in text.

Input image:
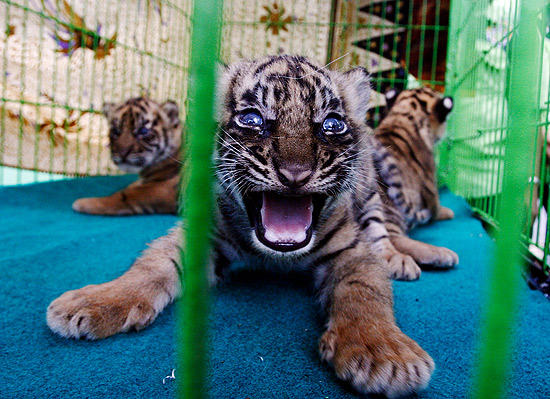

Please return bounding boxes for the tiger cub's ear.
[102,102,116,121]
[336,67,371,122]
[161,101,180,129]
[434,96,454,123]
[384,88,400,109]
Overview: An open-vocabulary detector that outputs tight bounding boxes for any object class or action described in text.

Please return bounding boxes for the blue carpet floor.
[0,175,548,398]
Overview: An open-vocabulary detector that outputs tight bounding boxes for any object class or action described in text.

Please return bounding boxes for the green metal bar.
[325,0,338,64]
[417,0,428,83]
[473,0,544,398]
[32,3,46,182]
[178,0,222,398]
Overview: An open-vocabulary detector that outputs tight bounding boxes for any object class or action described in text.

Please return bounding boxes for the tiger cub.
[372,87,459,279]
[72,97,181,215]
[48,55,435,397]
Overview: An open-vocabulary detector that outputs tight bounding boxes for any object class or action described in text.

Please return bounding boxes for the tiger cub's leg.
[359,205,421,280]
[72,179,178,215]
[47,224,214,339]
[390,235,458,269]
[317,242,434,397]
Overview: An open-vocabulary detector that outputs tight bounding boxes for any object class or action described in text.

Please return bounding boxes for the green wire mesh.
[443,0,550,275]
[443,1,546,397]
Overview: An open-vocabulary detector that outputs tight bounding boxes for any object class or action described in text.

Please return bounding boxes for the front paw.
[320,325,434,398]
[72,197,103,215]
[387,253,421,281]
[418,246,459,269]
[437,206,454,220]
[47,283,157,339]
[414,209,432,225]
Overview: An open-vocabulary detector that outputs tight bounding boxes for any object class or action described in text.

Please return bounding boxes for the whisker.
[167,154,186,165]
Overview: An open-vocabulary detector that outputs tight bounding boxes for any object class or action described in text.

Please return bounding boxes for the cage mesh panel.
[329,0,449,126]
[444,0,550,273]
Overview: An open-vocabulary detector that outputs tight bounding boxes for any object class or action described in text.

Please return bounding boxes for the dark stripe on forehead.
[226,73,239,109]
[414,87,436,96]
[413,95,428,113]
[289,60,305,78]
[241,89,257,106]
[312,74,321,87]
[300,84,316,103]
[254,56,325,80]
[253,57,279,76]
[294,55,330,79]
[273,85,284,103]
[320,86,337,109]
[295,75,309,89]
[327,97,341,110]
[131,99,148,113]
[253,81,269,108]
[120,108,137,126]
[397,91,435,115]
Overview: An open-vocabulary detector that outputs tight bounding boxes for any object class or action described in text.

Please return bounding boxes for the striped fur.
[371,87,458,279]
[72,97,182,215]
[48,56,434,397]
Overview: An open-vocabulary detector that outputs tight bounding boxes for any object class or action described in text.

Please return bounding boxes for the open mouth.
[243,192,327,252]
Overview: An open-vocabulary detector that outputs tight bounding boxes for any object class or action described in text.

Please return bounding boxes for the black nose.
[277,167,312,188]
[118,147,132,160]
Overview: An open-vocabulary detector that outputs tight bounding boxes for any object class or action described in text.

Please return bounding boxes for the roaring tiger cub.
[48,56,434,397]
[72,97,181,215]
[370,87,459,280]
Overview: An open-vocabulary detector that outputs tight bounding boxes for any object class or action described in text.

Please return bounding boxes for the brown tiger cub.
[48,55,435,398]
[72,97,181,215]
[372,87,459,279]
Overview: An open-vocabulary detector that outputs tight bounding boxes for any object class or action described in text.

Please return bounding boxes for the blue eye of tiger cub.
[237,110,264,128]
[322,114,347,135]
[136,127,151,137]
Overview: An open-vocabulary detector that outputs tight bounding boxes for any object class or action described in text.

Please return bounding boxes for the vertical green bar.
[178,0,222,397]
[473,0,543,398]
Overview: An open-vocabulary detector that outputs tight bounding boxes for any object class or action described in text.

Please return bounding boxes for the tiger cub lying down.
[48,55,435,397]
[72,97,181,215]
[371,87,459,280]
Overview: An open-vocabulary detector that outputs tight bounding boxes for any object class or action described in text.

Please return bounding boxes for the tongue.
[260,193,313,245]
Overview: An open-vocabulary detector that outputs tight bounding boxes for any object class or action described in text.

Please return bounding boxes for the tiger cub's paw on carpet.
[47,283,158,339]
[319,325,434,398]
[391,236,459,270]
[437,206,455,221]
[386,252,422,281]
